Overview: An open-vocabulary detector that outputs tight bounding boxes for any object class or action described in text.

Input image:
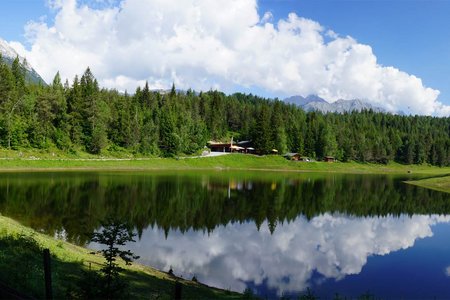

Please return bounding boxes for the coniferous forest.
[0,56,449,166]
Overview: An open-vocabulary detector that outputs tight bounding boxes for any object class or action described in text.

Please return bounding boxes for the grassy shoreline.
[0,152,449,175]
[0,216,240,299]
[405,176,450,193]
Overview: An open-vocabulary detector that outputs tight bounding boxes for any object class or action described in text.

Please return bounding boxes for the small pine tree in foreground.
[89,218,140,299]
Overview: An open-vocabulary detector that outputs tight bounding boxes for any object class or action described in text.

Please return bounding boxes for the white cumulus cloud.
[10,0,450,115]
[89,214,450,295]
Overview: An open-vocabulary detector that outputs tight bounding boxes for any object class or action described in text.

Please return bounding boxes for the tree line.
[1,56,449,165]
[1,173,449,243]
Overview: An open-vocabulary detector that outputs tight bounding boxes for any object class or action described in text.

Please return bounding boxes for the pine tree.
[170,82,176,98]
[80,67,109,154]
[321,125,338,158]
[0,57,20,149]
[90,219,140,299]
[271,101,287,154]
[159,107,179,156]
[11,56,26,97]
[50,72,70,149]
[140,81,151,108]
[253,104,272,154]
[67,75,84,145]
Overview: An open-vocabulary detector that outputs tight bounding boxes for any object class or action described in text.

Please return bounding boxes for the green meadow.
[0,216,241,299]
[406,175,450,193]
[0,152,449,175]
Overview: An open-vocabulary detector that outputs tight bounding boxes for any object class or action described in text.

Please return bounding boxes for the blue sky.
[0,1,48,42]
[1,0,449,114]
[258,0,450,106]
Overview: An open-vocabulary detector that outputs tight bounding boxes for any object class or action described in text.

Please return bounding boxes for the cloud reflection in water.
[119,214,450,295]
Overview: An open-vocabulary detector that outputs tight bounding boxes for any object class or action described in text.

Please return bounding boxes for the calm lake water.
[1,171,450,298]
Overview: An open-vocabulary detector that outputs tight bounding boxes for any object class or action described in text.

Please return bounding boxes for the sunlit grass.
[0,152,449,175]
[406,176,450,193]
[0,216,241,299]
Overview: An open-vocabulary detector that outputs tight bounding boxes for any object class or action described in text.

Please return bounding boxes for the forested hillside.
[0,56,449,165]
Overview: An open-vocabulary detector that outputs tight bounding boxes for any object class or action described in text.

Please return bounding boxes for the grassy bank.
[0,216,241,299]
[0,151,449,175]
[406,176,450,193]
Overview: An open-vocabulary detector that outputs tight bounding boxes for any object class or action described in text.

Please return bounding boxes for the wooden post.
[174,281,182,300]
[43,249,52,300]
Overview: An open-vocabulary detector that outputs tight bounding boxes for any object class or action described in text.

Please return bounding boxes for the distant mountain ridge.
[0,38,46,85]
[284,95,327,107]
[284,95,386,114]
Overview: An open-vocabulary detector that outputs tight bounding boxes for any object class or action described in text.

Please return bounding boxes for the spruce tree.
[89,219,140,299]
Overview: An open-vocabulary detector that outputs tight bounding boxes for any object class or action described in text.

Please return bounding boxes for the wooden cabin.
[208,140,256,153]
[284,153,301,161]
[324,156,336,162]
[208,142,232,152]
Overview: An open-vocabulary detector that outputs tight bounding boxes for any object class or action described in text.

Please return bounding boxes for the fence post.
[174,281,182,300]
[43,249,52,300]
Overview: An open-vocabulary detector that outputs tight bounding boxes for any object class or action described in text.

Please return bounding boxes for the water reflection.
[118,214,450,295]
[1,172,450,297]
[0,172,448,244]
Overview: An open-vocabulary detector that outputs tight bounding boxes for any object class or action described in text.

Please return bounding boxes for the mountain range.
[284,95,387,114]
[0,38,46,85]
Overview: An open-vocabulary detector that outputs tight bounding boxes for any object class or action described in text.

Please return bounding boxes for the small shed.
[324,156,336,162]
[208,142,232,152]
[284,153,301,161]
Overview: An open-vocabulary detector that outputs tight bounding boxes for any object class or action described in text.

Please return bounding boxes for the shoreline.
[405,176,450,194]
[0,154,449,175]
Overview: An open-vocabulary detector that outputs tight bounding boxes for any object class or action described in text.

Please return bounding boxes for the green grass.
[0,152,449,175]
[406,176,450,193]
[0,216,241,299]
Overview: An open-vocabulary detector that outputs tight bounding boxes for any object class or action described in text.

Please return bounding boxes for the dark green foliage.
[0,62,448,164]
[0,234,44,297]
[74,269,104,299]
[0,55,16,107]
[0,233,83,299]
[252,104,273,154]
[89,219,140,299]
[79,68,110,154]
[11,56,26,97]
[159,107,180,156]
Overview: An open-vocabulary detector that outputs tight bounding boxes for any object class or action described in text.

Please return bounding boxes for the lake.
[0,171,449,298]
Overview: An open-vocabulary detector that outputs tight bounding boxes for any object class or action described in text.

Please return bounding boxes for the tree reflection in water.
[0,172,449,297]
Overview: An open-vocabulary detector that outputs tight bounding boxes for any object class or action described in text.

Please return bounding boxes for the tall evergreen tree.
[253,104,272,154]
[11,56,26,97]
[67,75,84,145]
[79,67,109,154]
[158,107,179,156]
